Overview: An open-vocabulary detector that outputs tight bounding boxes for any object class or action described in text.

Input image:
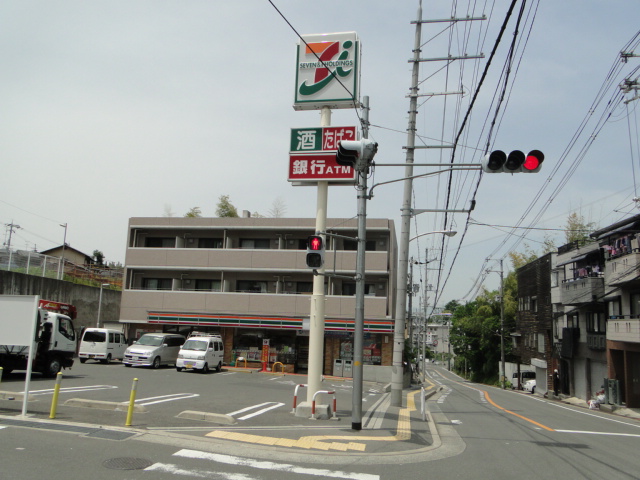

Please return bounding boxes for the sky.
[2,1,639,309]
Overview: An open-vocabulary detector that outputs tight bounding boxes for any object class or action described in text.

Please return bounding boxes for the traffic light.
[306,235,324,268]
[481,150,544,173]
[335,139,378,168]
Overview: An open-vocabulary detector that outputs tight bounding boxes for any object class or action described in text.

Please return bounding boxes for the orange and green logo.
[294,32,359,111]
[298,40,355,96]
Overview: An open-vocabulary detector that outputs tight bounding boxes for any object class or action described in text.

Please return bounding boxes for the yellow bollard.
[125,378,138,426]
[49,372,63,419]
[0,366,3,384]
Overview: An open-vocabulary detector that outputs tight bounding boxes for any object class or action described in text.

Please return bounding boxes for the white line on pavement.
[135,393,200,406]
[227,402,285,420]
[556,429,640,438]
[29,385,118,395]
[173,449,380,480]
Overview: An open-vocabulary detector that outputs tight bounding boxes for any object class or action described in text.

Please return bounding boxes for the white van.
[79,328,127,364]
[176,333,224,373]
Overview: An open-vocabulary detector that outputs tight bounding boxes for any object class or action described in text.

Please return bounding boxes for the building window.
[195,279,221,291]
[567,313,578,328]
[608,298,621,318]
[145,237,175,248]
[142,278,173,290]
[342,283,376,296]
[551,271,559,288]
[296,282,313,294]
[537,333,545,353]
[237,280,268,293]
[239,239,271,249]
[531,296,538,313]
[587,312,605,333]
[343,240,377,251]
[198,238,223,249]
[630,292,640,318]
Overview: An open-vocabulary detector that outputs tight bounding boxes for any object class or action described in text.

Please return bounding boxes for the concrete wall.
[0,271,121,332]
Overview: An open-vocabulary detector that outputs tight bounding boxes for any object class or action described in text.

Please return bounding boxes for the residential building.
[590,213,640,407]
[118,216,397,375]
[513,252,554,395]
[553,240,606,400]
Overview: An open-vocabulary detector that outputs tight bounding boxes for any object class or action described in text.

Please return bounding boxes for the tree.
[216,195,239,217]
[564,211,597,245]
[92,250,105,266]
[268,197,287,218]
[184,207,202,218]
[163,204,175,217]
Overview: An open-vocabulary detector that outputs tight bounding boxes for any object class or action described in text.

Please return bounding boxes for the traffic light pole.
[351,96,370,431]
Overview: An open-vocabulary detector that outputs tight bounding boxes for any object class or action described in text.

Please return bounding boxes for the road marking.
[135,393,199,406]
[206,389,425,451]
[227,402,284,420]
[171,448,380,480]
[555,429,640,438]
[145,463,250,479]
[29,385,118,395]
[456,382,555,431]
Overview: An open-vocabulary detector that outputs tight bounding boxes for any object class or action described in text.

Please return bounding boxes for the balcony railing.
[559,275,604,305]
[608,316,640,343]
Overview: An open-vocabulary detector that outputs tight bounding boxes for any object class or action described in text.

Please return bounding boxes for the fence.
[0,248,123,289]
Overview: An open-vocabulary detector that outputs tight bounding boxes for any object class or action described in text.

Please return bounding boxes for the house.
[40,244,94,266]
[553,239,606,400]
[118,216,397,375]
[590,213,640,407]
[513,252,554,395]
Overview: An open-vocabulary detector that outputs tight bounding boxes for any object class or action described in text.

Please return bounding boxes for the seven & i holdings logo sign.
[293,32,360,111]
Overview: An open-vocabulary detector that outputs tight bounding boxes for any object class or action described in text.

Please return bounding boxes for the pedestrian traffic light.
[335,139,378,168]
[306,235,324,268]
[481,149,544,173]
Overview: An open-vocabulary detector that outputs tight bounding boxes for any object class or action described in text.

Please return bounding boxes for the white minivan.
[79,328,127,364]
[176,333,224,373]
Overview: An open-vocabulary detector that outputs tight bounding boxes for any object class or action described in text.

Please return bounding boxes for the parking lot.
[0,361,387,434]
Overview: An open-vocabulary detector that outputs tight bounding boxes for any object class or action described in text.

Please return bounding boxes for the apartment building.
[118,216,397,375]
[554,240,606,400]
[590,213,640,407]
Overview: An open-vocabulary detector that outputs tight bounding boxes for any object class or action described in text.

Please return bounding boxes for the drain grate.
[103,457,154,470]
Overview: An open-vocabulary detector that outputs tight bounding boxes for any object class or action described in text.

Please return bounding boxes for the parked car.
[523,379,537,394]
[123,333,185,368]
[511,371,536,390]
[78,328,127,364]
[176,332,224,373]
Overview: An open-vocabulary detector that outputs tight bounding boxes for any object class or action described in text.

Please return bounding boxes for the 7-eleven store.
[119,216,398,375]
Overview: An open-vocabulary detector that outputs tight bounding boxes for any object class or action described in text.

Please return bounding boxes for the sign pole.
[306,107,330,406]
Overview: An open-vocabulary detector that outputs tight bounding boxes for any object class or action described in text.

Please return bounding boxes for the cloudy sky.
[2,1,639,308]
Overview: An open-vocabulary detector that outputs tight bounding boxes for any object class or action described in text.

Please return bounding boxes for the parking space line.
[29,385,118,396]
[227,402,285,420]
[136,393,200,406]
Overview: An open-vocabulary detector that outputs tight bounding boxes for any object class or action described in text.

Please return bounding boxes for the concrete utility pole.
[351,96,370,431]
[390,0,423,408]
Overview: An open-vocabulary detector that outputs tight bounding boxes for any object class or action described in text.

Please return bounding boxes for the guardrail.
[291,384,307,413]
[311,390,337,420]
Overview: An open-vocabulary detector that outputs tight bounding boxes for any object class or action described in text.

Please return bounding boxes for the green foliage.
[92,250,104,266]
[564,211,597,245]
[216,195,239,218]
[184,207,202,218]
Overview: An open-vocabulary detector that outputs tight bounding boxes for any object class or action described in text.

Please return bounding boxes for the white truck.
[0,298,78,377]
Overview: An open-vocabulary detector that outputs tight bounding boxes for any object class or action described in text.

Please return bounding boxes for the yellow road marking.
[206,382,437,451]
[482,389,555,431]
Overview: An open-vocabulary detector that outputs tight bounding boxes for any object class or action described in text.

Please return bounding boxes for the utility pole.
[390,0,423,408]
[4,221,21,249]
[390,3,485,407]
[499,259,505,390]
[351,96,371,431]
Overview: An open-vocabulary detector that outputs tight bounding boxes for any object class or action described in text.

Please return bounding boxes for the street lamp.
[97,283,110,328]
[391,229,457,406]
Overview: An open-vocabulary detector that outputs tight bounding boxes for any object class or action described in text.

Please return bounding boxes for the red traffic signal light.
[482,149,544,173]
[306,235,324,268]
[522,150,544,173]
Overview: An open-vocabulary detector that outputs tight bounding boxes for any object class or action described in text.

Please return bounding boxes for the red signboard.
[288,153,356,182]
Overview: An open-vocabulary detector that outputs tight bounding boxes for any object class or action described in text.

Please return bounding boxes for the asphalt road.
[2,363,640,479]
